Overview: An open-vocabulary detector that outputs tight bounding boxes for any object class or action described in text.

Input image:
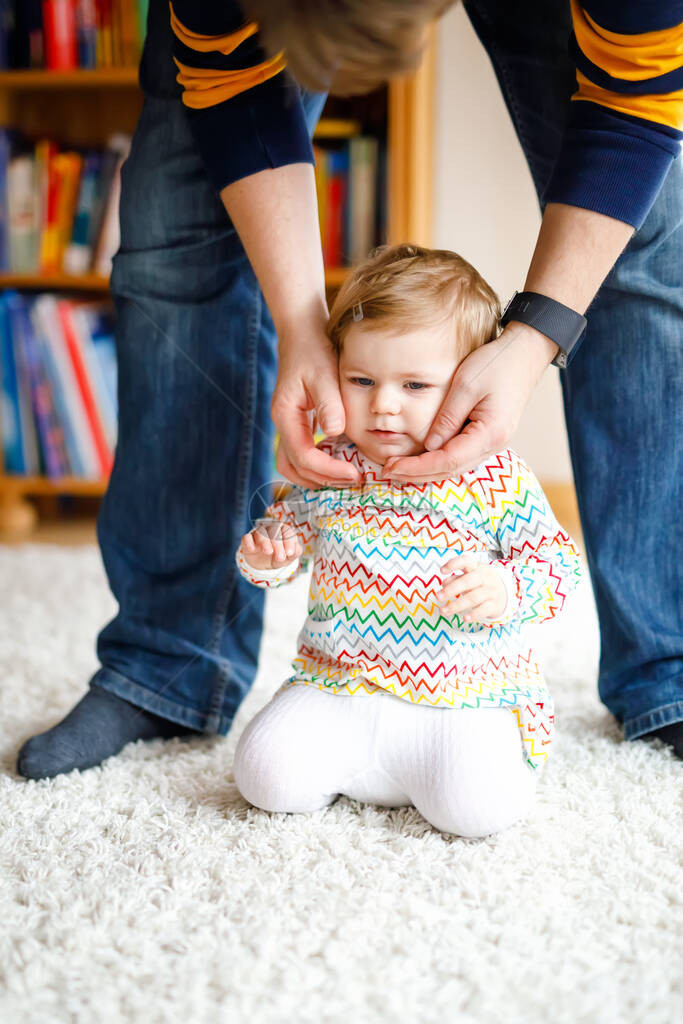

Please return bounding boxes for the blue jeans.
[92,0,683,741]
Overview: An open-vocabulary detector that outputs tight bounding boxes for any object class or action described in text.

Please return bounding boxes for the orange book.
[39,145,61,274]
[54,152,83,270]
[119,0,139,67]
[110,0,121,66]
[313,145,327,256]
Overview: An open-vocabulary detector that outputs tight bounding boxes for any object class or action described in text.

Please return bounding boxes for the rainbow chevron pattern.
[236,438,583,770]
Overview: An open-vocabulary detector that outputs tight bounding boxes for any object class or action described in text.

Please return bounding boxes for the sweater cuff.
[183,74,315,194]
[235,546,302,589]
[542,102,681,229]
[478,561,521,626]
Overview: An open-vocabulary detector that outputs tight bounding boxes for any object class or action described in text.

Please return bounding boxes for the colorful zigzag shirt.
[236,438,583,770]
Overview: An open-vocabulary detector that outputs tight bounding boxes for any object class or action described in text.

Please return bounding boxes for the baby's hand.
[239,520,303,571]
[435,554,507,623]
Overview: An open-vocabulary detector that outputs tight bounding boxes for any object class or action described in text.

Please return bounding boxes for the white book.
[348,136,378,264]
[93,134,131,278]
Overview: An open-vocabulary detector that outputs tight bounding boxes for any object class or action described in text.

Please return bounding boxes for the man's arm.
[169,1,361,487]
[385,0,682,477]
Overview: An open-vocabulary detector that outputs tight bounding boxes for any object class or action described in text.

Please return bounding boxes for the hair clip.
[352,303,364,322]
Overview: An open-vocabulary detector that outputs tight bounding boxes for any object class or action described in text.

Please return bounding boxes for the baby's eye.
[349,377,374,387]
[405,382,429,391]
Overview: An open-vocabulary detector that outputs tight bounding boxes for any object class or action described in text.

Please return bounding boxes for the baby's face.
[338,320,461,467]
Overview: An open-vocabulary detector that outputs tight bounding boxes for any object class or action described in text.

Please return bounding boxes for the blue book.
[0,293,24,473]
[5,292,40,475]
[13,294,70,478]
[86,307,117,415]
[29,301,83,476]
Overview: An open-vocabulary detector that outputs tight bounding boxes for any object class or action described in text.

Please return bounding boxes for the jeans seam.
[205,275,263,732]
[624,698,683,741]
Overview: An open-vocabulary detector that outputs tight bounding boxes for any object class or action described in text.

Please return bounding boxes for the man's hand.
[272,330,362,489]
[384,323,557,481]
[239,520,303,571]
[435,554,508,623]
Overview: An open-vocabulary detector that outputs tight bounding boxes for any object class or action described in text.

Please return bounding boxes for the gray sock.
[17,686,196,780]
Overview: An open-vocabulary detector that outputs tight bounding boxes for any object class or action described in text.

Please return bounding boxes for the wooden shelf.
[0,269,350,292]
[0,69,140,88]
[0,475,108,496]
[0,272,110,292]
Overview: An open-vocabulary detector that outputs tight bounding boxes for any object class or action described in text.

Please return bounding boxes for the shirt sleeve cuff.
[183,74,315,193]
[542,102,681,229]
[478,561,521,626]
[235,546,302,588]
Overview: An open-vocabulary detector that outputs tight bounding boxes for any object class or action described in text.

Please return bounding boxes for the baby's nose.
[371,385,401,414]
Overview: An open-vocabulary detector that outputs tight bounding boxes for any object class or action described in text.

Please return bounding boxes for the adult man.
[18,0,683,777]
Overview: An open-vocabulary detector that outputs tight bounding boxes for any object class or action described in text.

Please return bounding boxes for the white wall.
[432,4,574,482]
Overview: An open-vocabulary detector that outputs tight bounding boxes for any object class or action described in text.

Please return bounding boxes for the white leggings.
[233,685,538,838]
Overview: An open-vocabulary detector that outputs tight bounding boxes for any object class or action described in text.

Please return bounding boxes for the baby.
[234,244,582,838]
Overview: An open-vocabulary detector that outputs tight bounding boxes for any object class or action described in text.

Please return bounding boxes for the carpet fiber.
[0,544,680,1024]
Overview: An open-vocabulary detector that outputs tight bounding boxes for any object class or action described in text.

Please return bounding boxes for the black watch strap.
[500,291,587,369]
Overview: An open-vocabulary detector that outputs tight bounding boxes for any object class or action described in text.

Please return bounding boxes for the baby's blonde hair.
[327,244,501,359]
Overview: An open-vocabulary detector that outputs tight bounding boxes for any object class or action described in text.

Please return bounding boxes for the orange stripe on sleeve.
[573,70,683,130]
[571,0,683,82]
[173,53,287,108]
[169,1,287,109]
[169,2,258,55]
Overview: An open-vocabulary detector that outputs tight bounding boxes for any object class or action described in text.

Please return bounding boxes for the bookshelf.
[0,38,435,538]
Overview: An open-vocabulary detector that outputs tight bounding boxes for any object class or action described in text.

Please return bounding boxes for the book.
[7,292,70,477]
[92,133,130,276]
[76,0,97,68]
[53,150,83,269]
[71,304,116,449]
[32,294,100,477]
[325,148,349,267]
[87,133,127,270]
[57,298,112,475]
[64,151,102,274]
[313,145,328,256]
[32,307,82,475]
[43,0,79,71]
[0,293,24,473]
[6,293,41,474]
[13,0,45,69]
[7,152,40,273]
[37,139,60,274]
[347,136,378,263]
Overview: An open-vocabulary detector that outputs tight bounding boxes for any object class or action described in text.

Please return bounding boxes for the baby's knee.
[413,714,538,838]
[233,713,334,815]
[427,766,537,838]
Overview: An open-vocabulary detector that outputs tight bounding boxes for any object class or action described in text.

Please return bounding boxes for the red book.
[57,300,112,476]
[43,0,79,70]
[324,149,348,267]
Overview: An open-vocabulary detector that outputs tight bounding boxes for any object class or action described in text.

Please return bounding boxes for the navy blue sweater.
[169,0,683,229]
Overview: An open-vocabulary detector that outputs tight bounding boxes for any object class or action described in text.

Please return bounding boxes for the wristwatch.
[500,291,587,369]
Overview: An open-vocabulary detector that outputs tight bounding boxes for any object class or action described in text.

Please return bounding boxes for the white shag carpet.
[0,544,681,1024]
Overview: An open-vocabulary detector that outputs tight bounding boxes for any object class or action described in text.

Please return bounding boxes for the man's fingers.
[276,408,361,487]
[387,420,503,480]
[311,386,345,437]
